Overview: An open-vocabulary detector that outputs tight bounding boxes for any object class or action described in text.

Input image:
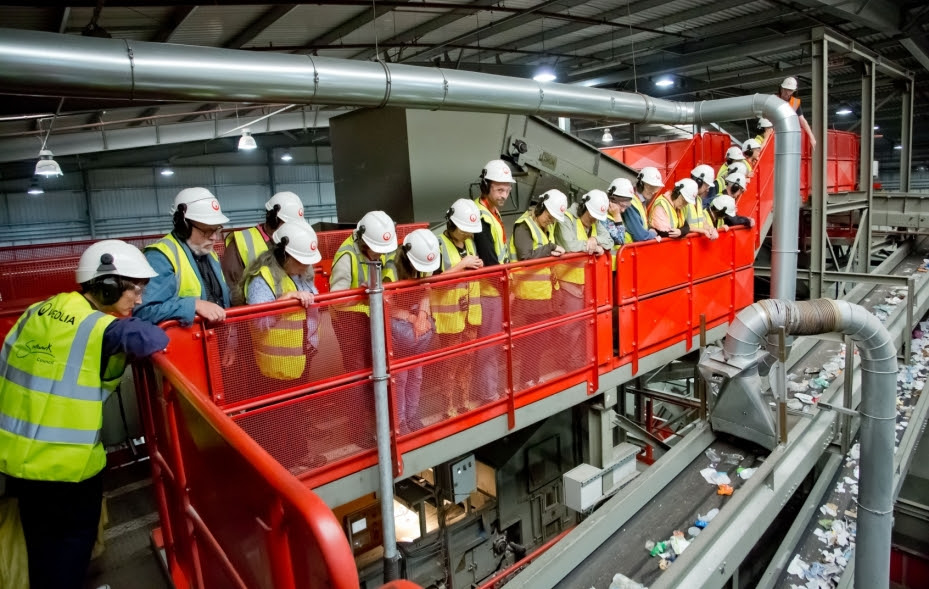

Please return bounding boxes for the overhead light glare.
[655,77,674,87]
[533,70,557,83]
[836,107,853,116]
[894,144,903,150]
[873,125,879,130]
[601,128,613,144]
[34,149,62,177]
[27,181,44,196]
[160,168,174,176]
[281,152,293,162]
[238,130,258,151]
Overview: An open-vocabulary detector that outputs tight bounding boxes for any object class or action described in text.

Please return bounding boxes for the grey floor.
[84,458,171,589]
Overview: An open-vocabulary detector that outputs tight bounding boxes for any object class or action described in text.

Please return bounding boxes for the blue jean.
[475,295,503,401]
[390,317,434,430]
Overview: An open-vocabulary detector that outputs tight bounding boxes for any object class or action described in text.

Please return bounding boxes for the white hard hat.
[781,76,798,91]
[638,166,663,187]
[174,187,229,225]
[758,117,773,128]
[725,172,747,191]
[76,239,158,284]
[403,229,441,273]
[743,138,761,151]
[482,160,515,184]
[357,211,397,254]
[582,189,609,221]
[728,161,749,177]
[726,146,745,161]
[674,178,699,205]
[447,198,483,233]
[690,164,716,185]
[265,191,305,224]
[710,195,737,217]
[273,221,321,265]
[607,177,636,200]
[539,189,568,222]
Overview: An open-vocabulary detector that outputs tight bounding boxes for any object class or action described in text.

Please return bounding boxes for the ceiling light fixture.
[601,128,613,144]
[281,152,293,162]
[238,129,258,151]
[894,144,903,150]
[655,77,674,87]
[873,125,880,130]
[27,180,44,196]
[160,167,174,176]
[836,106,853,116]
[533,69,557,83]
[35,149,63,177]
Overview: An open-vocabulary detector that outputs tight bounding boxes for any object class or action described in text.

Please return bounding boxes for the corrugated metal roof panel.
[168,6,267,47]
[244,6,369,48]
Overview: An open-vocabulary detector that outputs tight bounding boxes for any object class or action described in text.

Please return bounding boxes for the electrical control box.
[436,454,477,504]
[563,463,603,512]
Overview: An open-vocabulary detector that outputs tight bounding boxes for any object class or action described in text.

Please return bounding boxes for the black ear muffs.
[691,175,704,188]
[93,253,122,305]
[671,183,685,200]
[743,149,753,158]
[266,204,283,231]
[273,235,290,266]
[173,203,192,240]
[635,172,645,193]
[479,168,490,194]
[533,193,549,217]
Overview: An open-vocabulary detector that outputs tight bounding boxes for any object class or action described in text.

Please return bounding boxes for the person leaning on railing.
[706,195,755,231]
[0,240,168,589]
[607,177,659,244]
[716,146,747,183]
[329,210,397,374]
[647,178,700,239]
[433,198,484,415]
[634,166,664,207]
[755,117,774,145]
[222,191,307,306]
[509,189,567,388]
[711,162,749,200]
[383,229,439,434]
[239,221,321,381]
[135,187,231,326]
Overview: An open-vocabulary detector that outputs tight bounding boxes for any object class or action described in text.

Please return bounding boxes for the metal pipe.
[366,261,401,581]
[722,299,896,589]
[0,28,801,298]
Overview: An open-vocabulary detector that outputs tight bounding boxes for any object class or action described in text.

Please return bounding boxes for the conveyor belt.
[555,438,764,588]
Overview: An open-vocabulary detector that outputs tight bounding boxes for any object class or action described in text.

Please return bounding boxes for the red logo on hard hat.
[469,213,478,222]
[383,232,392,241]
[503,169,510,176]
[310,241,317,251]
[600,205,607,212]
[560,204,567,213]
[427,252,436,262]
[298,208,304,217]
[211,200,220,211]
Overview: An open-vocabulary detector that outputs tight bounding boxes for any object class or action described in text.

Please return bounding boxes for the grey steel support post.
[900,80,914,192]
[906,275,915,362]
[366,261,400,582]
[810,31,829,299]
[776,327,788,445]
[698,314,707,421]
[857,63,875,273]
[82,167,96,238]
[267,147,278,194]
[842,335,854,456]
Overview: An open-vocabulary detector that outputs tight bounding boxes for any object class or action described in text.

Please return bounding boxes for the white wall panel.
[93,188,160,219]
[90,168,156,190]
[275,164,319,183]
[215,165,269,186]
[8,190,85,224]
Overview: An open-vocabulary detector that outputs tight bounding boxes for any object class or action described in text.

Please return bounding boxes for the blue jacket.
[621,205,658,243]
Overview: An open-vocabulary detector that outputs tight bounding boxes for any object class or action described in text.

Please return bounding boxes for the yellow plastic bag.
[0,496,30,589]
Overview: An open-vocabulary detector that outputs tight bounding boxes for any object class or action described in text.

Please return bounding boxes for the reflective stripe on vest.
[226,226,269,268]
[554,211,592,285]
[244,267,307,380]
[716,163,729,182]
[0,292,121,482]
[431,234,482,334]
[508,213,555,301]
[332,236,384,315]
[649,194,684,230]
[145,233,220,298]
[624,198,648,244]
[789,96,801,111]
[685,200,707,229]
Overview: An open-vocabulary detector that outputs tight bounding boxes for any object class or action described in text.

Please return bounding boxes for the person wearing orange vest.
[779,76,816,150]
[222,190,306,305]
[472,160,514,403]
[136,187,230,325]
[1,240,167,589]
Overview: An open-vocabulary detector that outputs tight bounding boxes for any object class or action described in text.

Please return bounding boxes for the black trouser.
[8,472,104,589]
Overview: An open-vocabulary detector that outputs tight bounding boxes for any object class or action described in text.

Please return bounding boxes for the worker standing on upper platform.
[1,240,168,589]
[609,177,658,244]
[136,187,230,325]
[223,190,307,305]
[648,179,700,239]
[779,76,817,150]
[755,117,774,145]
[634,166,664,207]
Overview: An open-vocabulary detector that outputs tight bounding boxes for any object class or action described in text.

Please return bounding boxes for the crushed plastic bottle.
[705,508,719,521]
[608,573,646,589]
[705,448,720,464]
[721,452,744,466]
[687,526,701,537]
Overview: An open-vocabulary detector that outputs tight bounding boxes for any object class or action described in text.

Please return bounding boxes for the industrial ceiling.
[0,0,926,175]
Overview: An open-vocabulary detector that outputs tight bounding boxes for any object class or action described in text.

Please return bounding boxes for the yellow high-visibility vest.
[225,226,269,269]
[554,211,594,285]
[648,194,685,230]
[146,233,221,298]
[330,236,386,315]
[474,198,509,297]
[508,213,555,301]
[684,199,708,230]
[0,292,125,482]
[431,234,482,334]
[244,266,308,380]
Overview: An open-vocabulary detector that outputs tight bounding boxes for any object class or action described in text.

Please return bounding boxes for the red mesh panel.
[232,380,376,479]
[511,315,593,395]
[316,223,428,260]
[206,293,373,409]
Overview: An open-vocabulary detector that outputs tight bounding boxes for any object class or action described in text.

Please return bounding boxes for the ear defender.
[93,253,122,305]
[533,193,549,217]
[479,169,489,194]
[172,203,192,240]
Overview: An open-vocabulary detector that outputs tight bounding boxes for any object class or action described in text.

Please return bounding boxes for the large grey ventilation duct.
[701,299,895,589]
[0,28,800,299]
